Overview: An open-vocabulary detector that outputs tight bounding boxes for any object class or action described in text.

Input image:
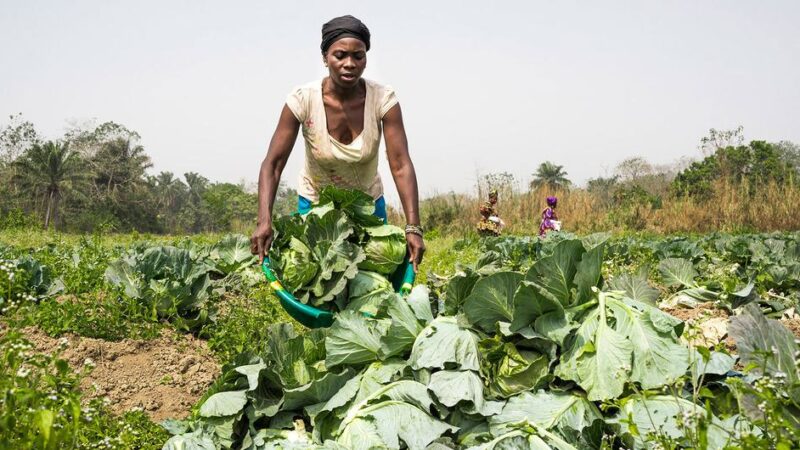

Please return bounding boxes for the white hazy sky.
[2,1,799,205]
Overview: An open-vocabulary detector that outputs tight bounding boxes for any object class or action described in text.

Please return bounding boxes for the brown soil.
[780,317,800,339]
[661,302,730,323]
[21,326,220,422]
[663,305,800,352]
[661,303,737,351]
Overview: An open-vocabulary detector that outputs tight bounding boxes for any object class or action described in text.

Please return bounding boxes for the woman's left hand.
[406,233,425,273]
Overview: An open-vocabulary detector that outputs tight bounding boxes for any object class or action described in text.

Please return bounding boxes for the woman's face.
[323,38,367,89]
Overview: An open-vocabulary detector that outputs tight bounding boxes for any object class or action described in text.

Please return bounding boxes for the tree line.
[506,127,798,207]
[2,115,797,235]
[0,114,296,233]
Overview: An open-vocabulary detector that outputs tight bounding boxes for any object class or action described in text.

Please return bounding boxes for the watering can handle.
[399,261,415,295]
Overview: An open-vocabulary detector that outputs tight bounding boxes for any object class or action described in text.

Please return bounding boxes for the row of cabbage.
[0,234,259,331]
[478,231,800,313]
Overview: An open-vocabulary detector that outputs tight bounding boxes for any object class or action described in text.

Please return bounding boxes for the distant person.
[539,196,560,236]
[250,15,425,271]
[477,189,504,236]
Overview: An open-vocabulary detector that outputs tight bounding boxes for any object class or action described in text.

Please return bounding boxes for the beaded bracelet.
[404,224,424,237]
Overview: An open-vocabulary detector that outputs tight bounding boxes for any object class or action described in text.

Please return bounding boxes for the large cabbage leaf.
[317,186,384,227]
[525,239,586,306]
[427,370,496,416]
[464,272,522,332]
[276,237,318,292]
[337,400,457,450]
[358,225,406,275]
[610,394,736,450]
[489,390,601,436]
[729,303,800,403]
[344,270,395,315]
[479,336,549,398]
[555,291,688,401]
[263,323,327,389]
[379,291,426,359]
[325,311,389,368]
[210,234,256,275]
[410,316,481,371]
[607,271,660,304]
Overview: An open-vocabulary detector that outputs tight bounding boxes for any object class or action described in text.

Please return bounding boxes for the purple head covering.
[546,196,558,207]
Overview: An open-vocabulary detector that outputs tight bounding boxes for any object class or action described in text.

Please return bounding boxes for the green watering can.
[261,257,416,328]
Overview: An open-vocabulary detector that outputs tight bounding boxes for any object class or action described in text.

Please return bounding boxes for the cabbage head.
[276,237,319,292]
[358,225,406,275]
[345,270,396,315]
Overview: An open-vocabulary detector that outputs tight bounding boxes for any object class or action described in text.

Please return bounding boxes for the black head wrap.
[321,15,371,53]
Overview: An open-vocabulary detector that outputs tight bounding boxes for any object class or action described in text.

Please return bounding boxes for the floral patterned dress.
[477,201,501,236]
[539,207,558,236]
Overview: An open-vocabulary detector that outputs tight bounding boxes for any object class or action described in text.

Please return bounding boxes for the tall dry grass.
[390,180,800,236]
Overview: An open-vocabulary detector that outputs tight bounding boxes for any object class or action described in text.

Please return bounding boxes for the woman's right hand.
[250,221,274,263]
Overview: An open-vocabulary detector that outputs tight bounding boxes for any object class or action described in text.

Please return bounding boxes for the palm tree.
[530,161,571,191]
[184,172,209,206]
[153,171,188,212]
[14,141,86,229]
[91,138,152,202]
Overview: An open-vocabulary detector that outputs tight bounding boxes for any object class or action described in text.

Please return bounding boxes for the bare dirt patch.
[663,303,800,352]
[662,302,736,351]
[662,302,730,323]
[21,326,220,422]
[780,317,800,339]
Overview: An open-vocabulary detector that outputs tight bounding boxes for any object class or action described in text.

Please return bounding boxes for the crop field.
[1,206,800,448]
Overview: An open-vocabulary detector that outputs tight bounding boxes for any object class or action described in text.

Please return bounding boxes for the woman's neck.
[324,77,363,100]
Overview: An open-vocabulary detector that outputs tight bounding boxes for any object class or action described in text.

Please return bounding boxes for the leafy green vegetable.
[105,246,216,331]
[427,370,492,414]
[489,391,602,436]
[199,391,248,417]
[379,290,426,358]
[344,270,395,315]
[275,237,318,292]
[729,303,800,402]
[410,316,481,371]
[464,272,522,332]
[479,336,549,398]
[611,395,733,450]
[526,239,586,306]
[210,234,256,275]
[659,258,699,288]
[358,225,406,275]
[607,271,660,304]
[337,400,457,450]
[325,311,388,368]
[556,291,688,400]
[317,186,384,227]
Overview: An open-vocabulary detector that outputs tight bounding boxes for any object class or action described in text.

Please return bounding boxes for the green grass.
[204,287,295,362]
[416,235,481,284]
[8,293,164,341]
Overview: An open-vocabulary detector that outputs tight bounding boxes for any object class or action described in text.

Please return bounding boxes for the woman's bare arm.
[251,104,300,261]
[383,103,425,270]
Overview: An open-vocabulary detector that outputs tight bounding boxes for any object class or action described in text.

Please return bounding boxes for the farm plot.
[1,226,799,449]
